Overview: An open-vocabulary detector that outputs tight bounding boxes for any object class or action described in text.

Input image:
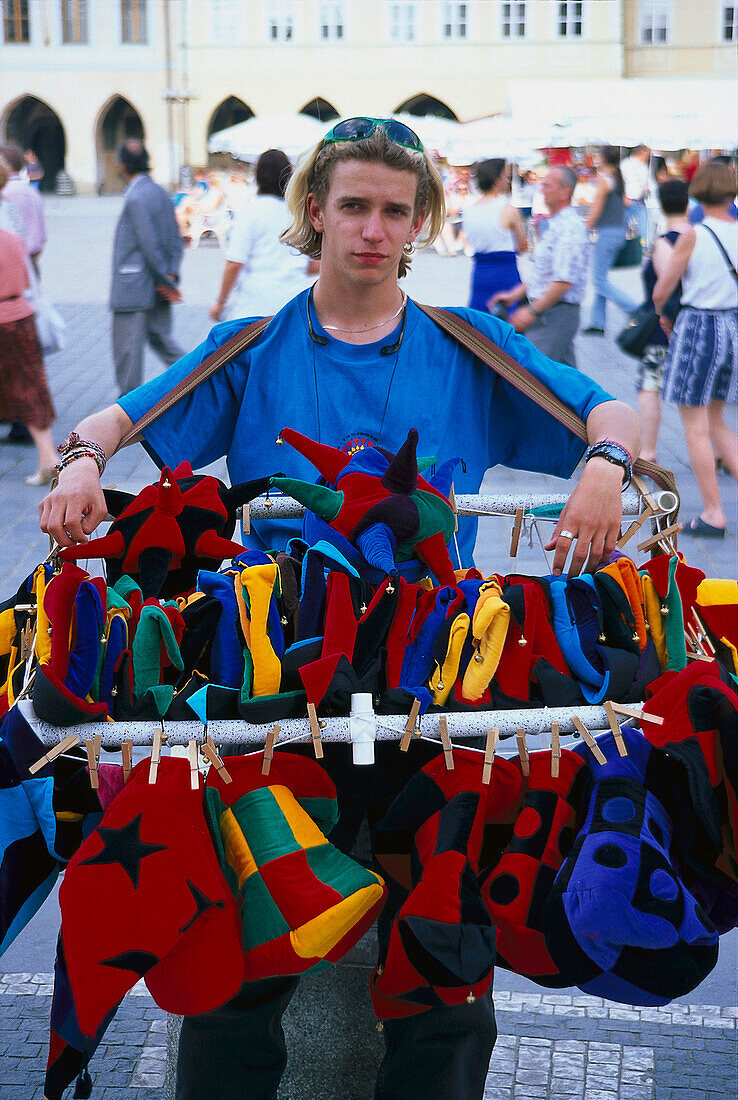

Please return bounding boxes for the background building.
[1,0,735,193]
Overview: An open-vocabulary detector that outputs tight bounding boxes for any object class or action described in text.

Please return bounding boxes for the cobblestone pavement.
[0,198,736,1097]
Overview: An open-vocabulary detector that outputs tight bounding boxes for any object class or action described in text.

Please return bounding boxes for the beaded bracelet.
[56,432,107,477]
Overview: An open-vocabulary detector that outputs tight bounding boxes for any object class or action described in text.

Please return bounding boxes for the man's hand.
[659,316,674,339]
[510,305,537,333]
[156,284,182,304]
[209,301,224,322]
[39,458,109,548]
[545,459,624,576]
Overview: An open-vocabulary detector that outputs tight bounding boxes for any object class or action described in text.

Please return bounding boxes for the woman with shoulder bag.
[0,190,57,483]
[654,161,738,538]
[583,146,638,336]
[634,179,690,462]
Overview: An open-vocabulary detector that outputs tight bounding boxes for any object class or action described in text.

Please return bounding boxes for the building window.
[267,0,294,41]
[2,0,30,42]
[442,1,467,40]
[212,0,242,44]
[557,1,582,37]
[388,1,416,41]
[319,1,343,40]
[639,0,669,44]
[723,3,736,40]
[121,0,147,43]
[61,0,88,43]
[501,2,526,39]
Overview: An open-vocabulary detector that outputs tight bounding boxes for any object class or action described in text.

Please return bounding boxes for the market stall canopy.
[207,113,330,159]
[507,78,738,151]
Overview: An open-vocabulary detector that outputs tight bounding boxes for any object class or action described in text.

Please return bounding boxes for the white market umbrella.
[208,113,330,160]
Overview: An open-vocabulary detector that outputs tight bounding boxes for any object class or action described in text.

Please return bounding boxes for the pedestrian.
[462,158,527,316]
[634,179,690,463]
[0,226,57,484]
[209,148,318,323]
[0,143,47,276]
[40,116,639,1100]
[583,146,639,337]
[653,160,738,538]
[110,138,185,395]
[490,165,590,369]
[23,148,44,190]
[621,143,651,247]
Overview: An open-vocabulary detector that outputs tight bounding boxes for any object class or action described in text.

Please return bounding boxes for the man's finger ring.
[559,530,576,541]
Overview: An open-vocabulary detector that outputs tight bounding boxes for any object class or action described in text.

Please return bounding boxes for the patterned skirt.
[661,306,738,407]
[0,313,56,429]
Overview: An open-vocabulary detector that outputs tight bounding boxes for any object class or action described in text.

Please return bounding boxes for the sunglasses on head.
[322,117,424,152]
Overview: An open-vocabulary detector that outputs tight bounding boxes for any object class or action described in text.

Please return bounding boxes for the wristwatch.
[584,441,633,488]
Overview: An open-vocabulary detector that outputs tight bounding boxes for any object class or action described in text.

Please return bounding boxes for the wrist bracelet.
[584,441,633,489]
[57,432,107,477]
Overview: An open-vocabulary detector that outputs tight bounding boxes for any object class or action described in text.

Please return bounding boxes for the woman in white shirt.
[463,159,527,316]
[654,161,738,538]
[210,149,317,322]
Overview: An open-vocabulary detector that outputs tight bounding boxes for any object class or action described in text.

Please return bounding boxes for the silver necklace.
[322,291,407,334]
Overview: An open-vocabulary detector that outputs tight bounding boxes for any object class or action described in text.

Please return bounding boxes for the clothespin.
[29,732,81,775]
[637,521,681,555]
[448,483,459,533]
[516,728,529,777]
[241,501,251,536]
[85,734,101,790]
[262,724,280,776]
[550,720,560,778]
[571,716,607,766]
[201,735,233,784]
[307,703,324,759]
[686,622,708,656]
[482,727,499,785]
[148,724,166,784]
[509,507,524,557]
[439,716,454,771]
[187,739,200,790]
[121,738,133,783]
[609,702,664,726]
[616,504,655,549]
[603,701,628,758]
[19,620,34,661]
[400,698,422,752]
[691,610,716,656]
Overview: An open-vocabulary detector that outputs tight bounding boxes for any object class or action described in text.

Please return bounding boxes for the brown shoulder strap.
[416,302,678,500]
[119,316,272,448]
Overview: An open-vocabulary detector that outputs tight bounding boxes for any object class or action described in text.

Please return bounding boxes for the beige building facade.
[1,0,734,193]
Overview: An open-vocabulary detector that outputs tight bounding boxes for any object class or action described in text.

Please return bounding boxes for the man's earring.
[403,240,415,256]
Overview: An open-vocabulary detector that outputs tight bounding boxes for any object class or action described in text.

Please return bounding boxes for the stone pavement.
[0,197,736,1097]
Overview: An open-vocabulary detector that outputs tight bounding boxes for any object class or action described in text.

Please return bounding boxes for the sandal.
[25,466,56,487]
[684,516,726,539]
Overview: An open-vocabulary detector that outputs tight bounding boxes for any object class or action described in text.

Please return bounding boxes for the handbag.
[615,304,661,359]
[612,233,642,270]
[120,304,678,506]
[25,262,67,356]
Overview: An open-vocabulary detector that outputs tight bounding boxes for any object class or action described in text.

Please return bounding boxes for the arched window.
[1,96,66,191]
[393,94,458,121]
[95,95,145,194]
[299,98,340,123]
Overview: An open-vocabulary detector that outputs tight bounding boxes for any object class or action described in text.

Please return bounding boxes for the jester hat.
[205,752,386,979]
[58,463,279,599]
[270,427,459,585]
[544,725,719,1005]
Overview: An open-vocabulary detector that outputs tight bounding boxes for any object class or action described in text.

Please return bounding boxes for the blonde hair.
[282,127,446,278]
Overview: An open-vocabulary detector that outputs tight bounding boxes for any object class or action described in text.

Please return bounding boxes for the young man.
[40,120,639,1100]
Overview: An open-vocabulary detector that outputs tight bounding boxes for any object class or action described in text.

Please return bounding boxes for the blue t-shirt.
[118,291,612,566]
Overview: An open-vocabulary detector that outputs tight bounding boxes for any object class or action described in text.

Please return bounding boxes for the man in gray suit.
[110,139,184,394]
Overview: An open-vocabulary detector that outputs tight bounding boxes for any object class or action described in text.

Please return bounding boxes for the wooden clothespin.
[448,483,459,533]
[262,724,280,776]
[241,501,251,536]
[609,702,664,726]
[482,727,499,785]
[550,720,560,778]
[121,738,133,783]
[691,609,716,656]
[85,734,101,790]
[439,716,454,771]
[29,732,81,775]
[637,521,681,555]
[187,739,200,790]
[571,716,607,766]
[686,622,707,655]
[509,507,525,557]
[400,698,422,752]
[616,504,655,549]
[603,701,628,758]
[148,725,166,784]
[307,703,324,759]
[516,728,529,777]
[201,735,233,784]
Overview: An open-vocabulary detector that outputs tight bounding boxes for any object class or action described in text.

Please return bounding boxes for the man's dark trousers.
[176,977,496,1099]
[112,301,183,394]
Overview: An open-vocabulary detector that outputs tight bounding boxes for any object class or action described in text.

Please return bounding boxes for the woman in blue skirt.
[463,159,528,316]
